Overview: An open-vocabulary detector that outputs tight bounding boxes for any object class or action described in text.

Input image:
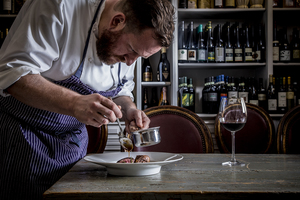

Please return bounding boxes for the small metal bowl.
[131,126,161,147]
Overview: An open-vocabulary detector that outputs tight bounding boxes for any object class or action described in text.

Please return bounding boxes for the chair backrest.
[215,103,275,153]
[277,105,300,154]
[86,124,108,153]
[133,105,214,153]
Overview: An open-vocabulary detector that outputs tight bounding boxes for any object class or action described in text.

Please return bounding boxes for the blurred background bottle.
[157,47,170,82]
[142,58,152,82]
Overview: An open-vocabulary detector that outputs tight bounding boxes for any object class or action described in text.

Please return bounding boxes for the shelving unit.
[135,0,300,116]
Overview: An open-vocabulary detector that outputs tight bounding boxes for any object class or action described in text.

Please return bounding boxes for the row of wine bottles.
[178,21,266,63]
[273,0,300,7]
[142,47,171,82]
[1,0,26,14]
[179,0,265,9]
[273,24,300,62]
[178,76,195,112]
[202,74,300,114]
[142,86,169,110]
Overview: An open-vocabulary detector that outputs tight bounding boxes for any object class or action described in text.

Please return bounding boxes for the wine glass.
[218,97,247,166]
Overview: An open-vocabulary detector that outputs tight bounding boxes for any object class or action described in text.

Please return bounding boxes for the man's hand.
[72,93,122,127]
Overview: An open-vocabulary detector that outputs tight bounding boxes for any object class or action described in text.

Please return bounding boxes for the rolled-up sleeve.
[0,0,64,96]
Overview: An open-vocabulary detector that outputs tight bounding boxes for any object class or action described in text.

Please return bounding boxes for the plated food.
[117,155,150,163]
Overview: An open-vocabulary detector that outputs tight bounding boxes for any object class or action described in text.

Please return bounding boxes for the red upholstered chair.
[86,124,108,153]
[277,105,300,154]
[132,105,214,153]
[215,103,275,154]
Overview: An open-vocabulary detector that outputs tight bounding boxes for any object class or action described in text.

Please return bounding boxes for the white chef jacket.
[0,0,135,100]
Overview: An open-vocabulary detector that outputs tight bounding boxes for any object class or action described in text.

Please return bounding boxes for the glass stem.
[231,131,236,163]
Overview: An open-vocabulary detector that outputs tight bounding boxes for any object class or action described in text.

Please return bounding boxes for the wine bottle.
[188,78,195,112]
[293,81,300,106]
[283,0,295,7]
[178,21,188,63]
[207,21,215,63]
[225,22,233,63]
[218,74,228,105]
[248,77,259,106]
[159,87,169,106]
[273,21,280,62]
[238,77,249,103]
[187,22,197,63]
[151,87,159,107]
[255,24,266,63]
[225,0,235,8]
[278,77,287,114]
[157,47,170,82]
[142,88,149,110]
[280,27,291,62]
[258,78,267,111]
[228,76,238,100]
[234,24,243,62]
[286,76,294,111]
[181,76,190,109]
[197,24,206,63]
[291,28,300,62]
[179,0,187,8]
[243,24,253,62]
[267,74,277,114]
[215,24,224,63]
[142,58,152,82]
[3,0,12,14]
[214,0,224,8]
[202,77,209,113]
[208,76,218,113]
[178,77,184,107]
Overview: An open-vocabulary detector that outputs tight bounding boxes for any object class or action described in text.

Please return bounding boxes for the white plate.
[84,152,183,176]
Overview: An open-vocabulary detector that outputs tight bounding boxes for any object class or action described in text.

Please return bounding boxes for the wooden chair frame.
[277,105,300,154]
[215,103,275,154]
[140,105,214,153]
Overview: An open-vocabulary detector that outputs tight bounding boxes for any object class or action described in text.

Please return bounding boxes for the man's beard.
[96,29,124,65]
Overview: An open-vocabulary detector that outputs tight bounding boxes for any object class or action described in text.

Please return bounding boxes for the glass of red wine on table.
[218,97,247,167]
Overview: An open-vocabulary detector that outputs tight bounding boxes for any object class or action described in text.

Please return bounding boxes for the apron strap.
[75,0,104,78]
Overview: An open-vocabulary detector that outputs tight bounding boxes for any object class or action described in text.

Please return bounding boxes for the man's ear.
[109,13,126,31]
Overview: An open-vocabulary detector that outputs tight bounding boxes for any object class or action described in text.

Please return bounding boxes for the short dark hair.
[115,0,175,47]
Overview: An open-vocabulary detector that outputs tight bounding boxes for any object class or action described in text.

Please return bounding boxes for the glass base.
[222,160,245,167]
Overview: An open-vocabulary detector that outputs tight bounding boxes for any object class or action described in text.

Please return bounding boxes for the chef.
[0,0,175,199]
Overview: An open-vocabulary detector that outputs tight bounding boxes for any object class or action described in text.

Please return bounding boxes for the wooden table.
[43,154,300,200]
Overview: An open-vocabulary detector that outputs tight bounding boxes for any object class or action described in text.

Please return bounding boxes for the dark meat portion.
[117,157,134,163]
[134,155,150,163]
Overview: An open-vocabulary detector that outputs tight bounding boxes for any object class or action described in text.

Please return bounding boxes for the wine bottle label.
[208,51,215,62]
[273,46,280,61]
[162,70,169,80]
[234,48,243,61]
[208,93,217,102]
[188,50,197,61]
[215,47,224,62]
[178,49,187,61]
[228,91,238,99]
[143,72,152,82]
[258,94,266,101]
[255,50,261,61]
[268,99,277,110]
[249,100,259,106]
[238,92,248,103]
[245,47,253,62]
[198,49,206,61]
[287,92,294,99]
[182,93,190,106]
[220,93,227,102]
[280,50,291,61]
[293,49,300,59]
[189,94,194,106]
[215,0,223,6]
[3,0,12,10]
[278,92,287,107]
[225,48,233,62]
[225,0,235,7]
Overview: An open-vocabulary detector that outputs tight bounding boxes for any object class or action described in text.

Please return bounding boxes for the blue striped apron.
[0,0,126,199]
